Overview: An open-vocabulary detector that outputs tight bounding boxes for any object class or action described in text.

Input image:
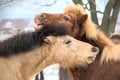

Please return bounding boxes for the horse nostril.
[91,47,99,53]
[39,13,46,19]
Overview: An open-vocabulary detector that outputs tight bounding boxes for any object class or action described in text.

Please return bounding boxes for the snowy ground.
[33,64,59,80]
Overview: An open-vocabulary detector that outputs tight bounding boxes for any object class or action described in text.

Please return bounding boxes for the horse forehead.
[56,36,70,41]
[43,13,76,19]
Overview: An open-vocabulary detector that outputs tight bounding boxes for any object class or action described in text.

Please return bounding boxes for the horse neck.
[0,45,54,80]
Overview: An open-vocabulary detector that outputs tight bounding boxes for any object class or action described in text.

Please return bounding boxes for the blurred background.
[0,0,120,80]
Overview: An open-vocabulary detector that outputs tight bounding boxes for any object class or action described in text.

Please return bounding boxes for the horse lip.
[34,18,43,25]
[88,56,96,61]
[86,56,96,64]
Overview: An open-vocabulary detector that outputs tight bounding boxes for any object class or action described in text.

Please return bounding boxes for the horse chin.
[83,62,89,69]
[38,24,43,28]
[34,25,43,31]
[86,56,96,65]
[74,63,88,69]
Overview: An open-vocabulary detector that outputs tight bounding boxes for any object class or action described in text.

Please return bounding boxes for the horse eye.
[64,39,71,44]
[63,16,69,21]
[39,13,46,19]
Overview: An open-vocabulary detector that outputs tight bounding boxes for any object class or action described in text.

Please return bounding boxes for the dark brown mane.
[0,24,70,57]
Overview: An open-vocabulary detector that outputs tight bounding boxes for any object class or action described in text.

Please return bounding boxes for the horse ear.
[44,36,56,44]
[77,14,88,25]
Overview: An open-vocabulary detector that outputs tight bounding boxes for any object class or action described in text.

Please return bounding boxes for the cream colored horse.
[0,24,99,80]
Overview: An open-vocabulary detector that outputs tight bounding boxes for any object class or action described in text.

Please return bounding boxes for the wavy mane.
[0,24,70,57]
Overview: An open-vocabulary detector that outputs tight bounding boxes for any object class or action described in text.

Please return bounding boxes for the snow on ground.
[33,64,59,80]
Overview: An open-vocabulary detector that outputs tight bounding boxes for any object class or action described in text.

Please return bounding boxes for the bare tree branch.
[33,0,57,6]
[0,0,15,5]
[72,0,104,15]
[0,0,21,10]
[88,0,99,25]
[72,0,83,5]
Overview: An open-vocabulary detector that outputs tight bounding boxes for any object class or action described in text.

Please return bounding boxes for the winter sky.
[0,0,118,19]
[0,0,119,30]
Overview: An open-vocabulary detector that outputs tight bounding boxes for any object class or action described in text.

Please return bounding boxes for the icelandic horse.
[0,23,99,80]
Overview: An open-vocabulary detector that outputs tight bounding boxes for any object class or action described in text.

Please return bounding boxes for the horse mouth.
[86,56,96,64]
[34,18,45,31]
[34,18,43,26]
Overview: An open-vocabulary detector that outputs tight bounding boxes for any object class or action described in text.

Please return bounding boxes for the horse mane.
[0,23,70,57]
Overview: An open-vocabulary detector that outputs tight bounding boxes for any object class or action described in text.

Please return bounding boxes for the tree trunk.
[88,0,99,25]
[108,0,120,34]
[100,0,116,36]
